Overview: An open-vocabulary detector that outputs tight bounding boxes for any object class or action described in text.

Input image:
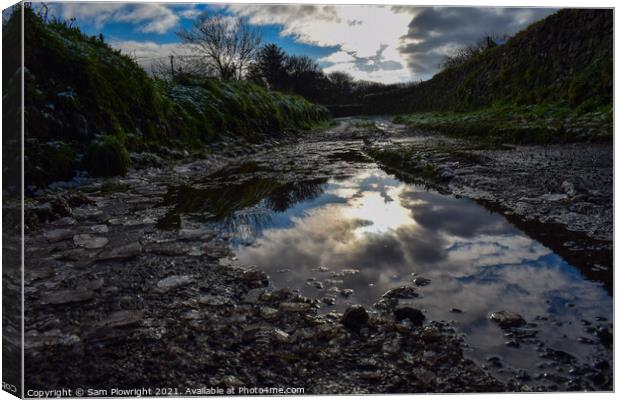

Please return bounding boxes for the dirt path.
[20,118,612,393]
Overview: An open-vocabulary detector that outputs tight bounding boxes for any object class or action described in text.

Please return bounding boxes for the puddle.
[161,166,612,384]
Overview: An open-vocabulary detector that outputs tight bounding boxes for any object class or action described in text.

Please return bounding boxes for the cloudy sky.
[44,2,557,83]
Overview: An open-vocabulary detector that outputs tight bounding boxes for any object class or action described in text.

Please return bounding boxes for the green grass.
[8,7,331,186]
[393,103,612,144]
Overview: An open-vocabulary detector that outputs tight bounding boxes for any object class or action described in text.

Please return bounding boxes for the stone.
[322,297,336,306]
[41,289,95,305]
[96,242,142,262]
[43,229,74,243]
[341,305,369,330]
[489,311,527,329]
[340,289,354,297]
[145,241,191,256]
[279,302,311,312]
[241,270,268,287]
[412,276,431,286]
[394,306,425,326]
[381,285,418,299]
[156,275,195,292]
[90,224,109,233]
[198,295,231,307]
[178,228,215,241]
[259,307,279,319]
[95,310,144,328]
[73,234,109,249]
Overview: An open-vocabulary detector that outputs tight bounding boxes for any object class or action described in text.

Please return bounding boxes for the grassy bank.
[393,103,612,145]
[4,7,330,187]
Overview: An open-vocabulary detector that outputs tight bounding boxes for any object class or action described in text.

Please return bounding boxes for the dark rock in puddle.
[40,289,95,305]
[341,305,369,331]
[156,275,195,292]
[489,310,526,329]
[393,306,425,326]
[340,288,354,297]
[322,297,336,306]
[43,229,74,243]
[373,297,398,311]
[381,285,418,299]
[412,276,431,287]
[241,270,268,287]
[73,233,109,249]
[450,308,463,313]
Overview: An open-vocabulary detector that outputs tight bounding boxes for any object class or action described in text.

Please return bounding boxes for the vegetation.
[393,103,612,144]
[6,6,330,187]
[83,135,132,177]
[364,9,612,115]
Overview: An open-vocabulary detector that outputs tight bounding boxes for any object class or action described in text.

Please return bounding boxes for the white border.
[0,2,617,400]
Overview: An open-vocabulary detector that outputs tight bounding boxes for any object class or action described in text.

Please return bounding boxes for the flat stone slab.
[40,289,95,305]
[73,234,109,249]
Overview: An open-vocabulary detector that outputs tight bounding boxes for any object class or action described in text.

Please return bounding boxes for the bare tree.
[177,13,262,80]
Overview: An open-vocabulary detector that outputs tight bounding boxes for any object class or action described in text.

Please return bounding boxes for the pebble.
[341,305,369,331]
[156,275,195,292]
[73,234,109,249]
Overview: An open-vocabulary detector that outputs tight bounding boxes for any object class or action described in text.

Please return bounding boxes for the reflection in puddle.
[168,167,612,382]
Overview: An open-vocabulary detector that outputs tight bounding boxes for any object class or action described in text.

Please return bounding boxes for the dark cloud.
[397,7,557,78]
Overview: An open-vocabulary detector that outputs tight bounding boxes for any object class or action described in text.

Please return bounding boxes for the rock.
[24,330,81,349]
[95,310,144,328]
[412,276,431,286]
[198,295,231,307]
[279,302,311,312]
[156,275,195,292]
[489,311,526,329]
[241,270,268,287]
[43,229,74,243]
[596,326,612,347]
[307,280,324,289]
[41,289,95,305]
[259,307,279,319]
[450,308,463,313]
[561,180,578,197]
[322,297,336,306]
[394,306,425,326]
[73,234,109,249]
[438,167,455,181]
[381,285,418,299]
[341,305,369,331]
[145,241,192,256]
[90,224,109,233]
[340,288,354,297]
[178,228,215,241]
[96,242,142,262]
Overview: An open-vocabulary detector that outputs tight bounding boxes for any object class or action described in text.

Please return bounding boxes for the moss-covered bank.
[393,103,612,144]
[3,7,330,187]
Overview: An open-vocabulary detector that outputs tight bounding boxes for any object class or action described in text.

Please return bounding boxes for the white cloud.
[56,3,180,34]
[227,4,415,83]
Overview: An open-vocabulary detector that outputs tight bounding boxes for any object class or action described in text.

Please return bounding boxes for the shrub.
[83,135,131,177]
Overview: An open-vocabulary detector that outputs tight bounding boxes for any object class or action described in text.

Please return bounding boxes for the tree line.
[150,11,401,106]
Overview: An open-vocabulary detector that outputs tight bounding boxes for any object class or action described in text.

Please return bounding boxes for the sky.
[40,2,557,84]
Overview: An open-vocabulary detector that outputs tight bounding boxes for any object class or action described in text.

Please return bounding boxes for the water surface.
[165,166,612,382]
